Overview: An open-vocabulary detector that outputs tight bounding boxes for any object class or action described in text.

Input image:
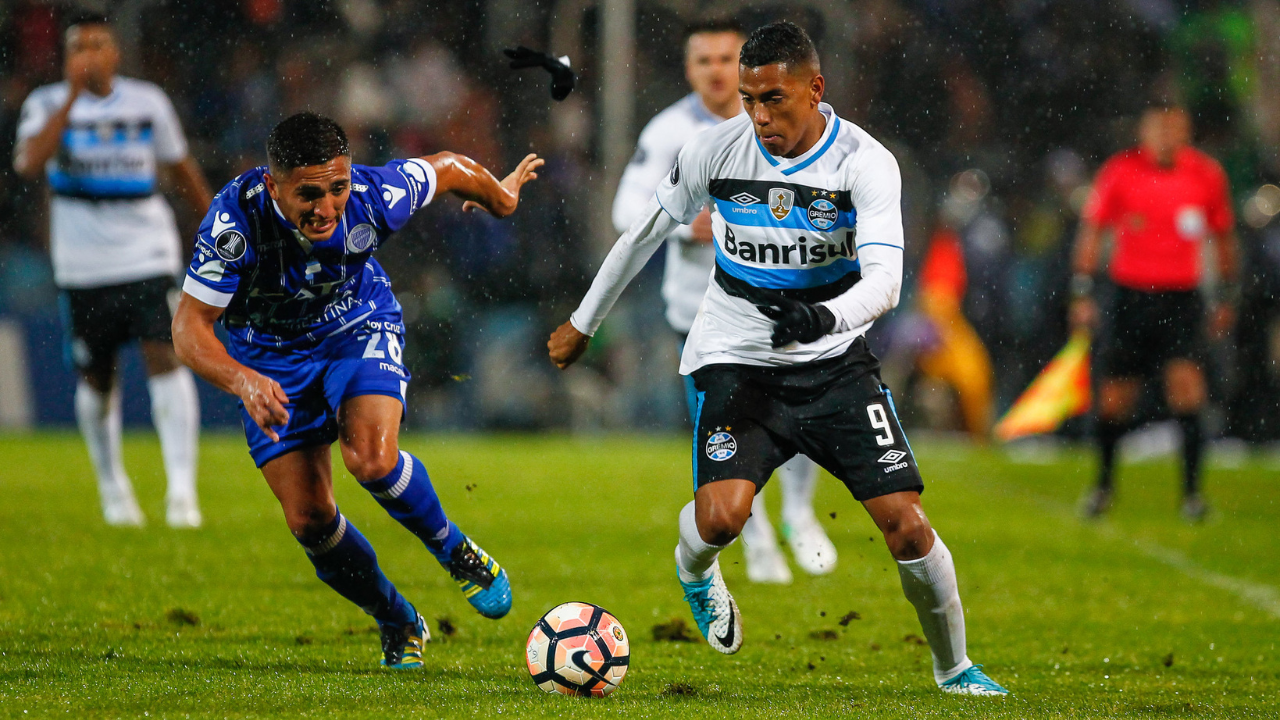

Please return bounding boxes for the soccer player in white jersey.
[13,13,212,528]
[611,19,836,585]
[551,21,1006,695]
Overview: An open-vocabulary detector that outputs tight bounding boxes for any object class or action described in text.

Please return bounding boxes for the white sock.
[148,368,200,505]
[778,455,819,526]
[676,500,726,583]
[738,492,779,549]
[75,380,134,504]
[897,531,973,683]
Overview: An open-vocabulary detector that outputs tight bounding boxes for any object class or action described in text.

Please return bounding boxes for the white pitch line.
[1009,484,1280,619]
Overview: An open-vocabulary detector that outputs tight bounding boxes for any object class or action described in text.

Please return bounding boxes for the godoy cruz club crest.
[769,188,795,220]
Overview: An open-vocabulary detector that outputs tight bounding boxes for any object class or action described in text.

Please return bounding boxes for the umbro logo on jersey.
[878,449,907,464]
[769,188,795,220]
[729,192,760,206]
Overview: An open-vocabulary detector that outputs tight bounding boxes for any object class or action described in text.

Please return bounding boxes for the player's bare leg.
[864,491,1006,695]
[338,395,511,618]
[1085,377,1141,517]
[675,479,753,654]
[1164,359,1209,521]
[74,356,144,527]
[142,340,201,527]
[262,445,427,667]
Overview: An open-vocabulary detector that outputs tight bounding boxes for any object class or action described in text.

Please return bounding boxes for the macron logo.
[382,185,406,209]
[211,212,236,237]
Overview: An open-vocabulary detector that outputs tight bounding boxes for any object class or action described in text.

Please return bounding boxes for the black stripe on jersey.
[708,179,852,212]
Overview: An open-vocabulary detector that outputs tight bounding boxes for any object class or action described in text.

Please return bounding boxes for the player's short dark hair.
[266,112,351,174]
[65,11,112,32]
[739,20,819,72]
[685,17,745,42]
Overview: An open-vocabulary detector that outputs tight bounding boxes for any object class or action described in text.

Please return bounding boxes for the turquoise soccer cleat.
[939,665,1009,696]
[675,547,742,654]
[443,536,511,619]
[379,612,429,669]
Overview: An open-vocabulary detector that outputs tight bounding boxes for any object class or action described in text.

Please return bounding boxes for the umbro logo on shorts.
[878,449,906,464]
[878,449,909,473]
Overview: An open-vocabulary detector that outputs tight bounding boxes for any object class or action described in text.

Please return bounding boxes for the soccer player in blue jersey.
[550,22,1007,696]
[172,112,542,668]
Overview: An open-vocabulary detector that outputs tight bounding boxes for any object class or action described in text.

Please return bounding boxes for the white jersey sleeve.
[654,127,714,225]
[15,87,56,145]
[149,86,189,163]
[569,197,683,336]
[612,121,692,241]
[819,145,904,331]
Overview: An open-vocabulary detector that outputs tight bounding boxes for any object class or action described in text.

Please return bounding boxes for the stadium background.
[2,0,1280,444]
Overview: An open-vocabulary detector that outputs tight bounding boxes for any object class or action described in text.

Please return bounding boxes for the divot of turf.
[165,607,200,626]
[838,611,861,625]
[661,682,698,697]
[437,617,457,637]
[652,618,697,642]
[809,629,838,641]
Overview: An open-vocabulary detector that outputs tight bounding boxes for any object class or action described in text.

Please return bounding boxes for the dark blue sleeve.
[182,177,257,307]
[355,159,438,233]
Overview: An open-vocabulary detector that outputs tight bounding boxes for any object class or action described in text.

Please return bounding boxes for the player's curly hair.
[266,112,350,173]
[739,20,819,72]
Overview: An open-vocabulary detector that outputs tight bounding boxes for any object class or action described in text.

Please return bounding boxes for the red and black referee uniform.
[1082,143,1234,499]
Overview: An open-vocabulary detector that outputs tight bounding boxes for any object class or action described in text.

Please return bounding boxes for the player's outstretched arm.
[172,293,290,442]
[548,197,681,369]
[425,151,544,218]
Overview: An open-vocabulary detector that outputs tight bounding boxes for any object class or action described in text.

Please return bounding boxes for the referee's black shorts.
[60,275,178,373]
[1095,286,1206,379]
[689,337,924,502]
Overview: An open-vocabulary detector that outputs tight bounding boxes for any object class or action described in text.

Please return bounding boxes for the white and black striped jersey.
[611,93,736,333]
[571,102,904,373]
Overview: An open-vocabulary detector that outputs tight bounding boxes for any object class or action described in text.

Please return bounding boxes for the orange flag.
[994,331,1092,441]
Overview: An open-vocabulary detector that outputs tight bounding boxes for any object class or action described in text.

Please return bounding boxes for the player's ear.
[810,74,824,107]
[264,171,279,202]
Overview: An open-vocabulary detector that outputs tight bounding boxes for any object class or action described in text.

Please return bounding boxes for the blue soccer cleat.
[939,665,1009,696]
[379,612,429,669]
[443,536,511,619]
[676,548,742,654]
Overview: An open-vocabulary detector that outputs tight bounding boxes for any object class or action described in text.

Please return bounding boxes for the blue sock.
[298,511,415,627]
[360,451,464,564]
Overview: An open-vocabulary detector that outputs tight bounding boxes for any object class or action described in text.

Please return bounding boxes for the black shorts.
[60,276,177,372]
[1096,287,1205,379]
[689,337,924,502]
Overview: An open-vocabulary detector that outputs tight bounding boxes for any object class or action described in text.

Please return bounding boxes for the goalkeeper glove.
[503,46,576,100]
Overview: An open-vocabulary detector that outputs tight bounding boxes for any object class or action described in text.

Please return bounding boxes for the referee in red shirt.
[1070,99,1238,521]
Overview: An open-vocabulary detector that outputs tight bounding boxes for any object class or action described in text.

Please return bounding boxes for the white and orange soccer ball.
[525,601,630,697]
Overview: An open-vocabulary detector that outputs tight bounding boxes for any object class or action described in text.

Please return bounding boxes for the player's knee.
[285,502,338,541]
[882,512,933,561]
[699,505,747,546]
[341,441,400,483]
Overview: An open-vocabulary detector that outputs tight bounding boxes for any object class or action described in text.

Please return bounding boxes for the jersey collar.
[754,103,840,177]
[272,198,316,252]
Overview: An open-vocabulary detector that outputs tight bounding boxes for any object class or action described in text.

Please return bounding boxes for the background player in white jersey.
[611,19,835,585]
[13,13,212,528]
[551,21,1006,696]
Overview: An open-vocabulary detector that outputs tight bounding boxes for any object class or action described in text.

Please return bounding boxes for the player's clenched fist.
[236,371,290,442]
[548,321,590,369]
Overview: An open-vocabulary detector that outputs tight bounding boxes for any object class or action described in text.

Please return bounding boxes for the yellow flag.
[994,331,1092,441]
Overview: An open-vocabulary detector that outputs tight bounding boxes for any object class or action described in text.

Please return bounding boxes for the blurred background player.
[173,113,540,668]
[610,18,836,585]
[12,12,212,528]
[1071,98,1239,521]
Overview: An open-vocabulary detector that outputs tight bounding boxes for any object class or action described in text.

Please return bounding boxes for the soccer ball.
[525,601,630,697]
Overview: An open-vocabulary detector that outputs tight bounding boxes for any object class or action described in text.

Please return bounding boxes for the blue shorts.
[230,328,411,467]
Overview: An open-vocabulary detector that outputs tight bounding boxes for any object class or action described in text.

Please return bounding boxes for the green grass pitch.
[0,431,1276,718]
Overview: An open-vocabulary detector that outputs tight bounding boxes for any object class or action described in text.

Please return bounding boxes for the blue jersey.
[182,159,437,350]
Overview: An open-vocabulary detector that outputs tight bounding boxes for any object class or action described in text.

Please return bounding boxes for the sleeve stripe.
[182,274,234,307]
[856,242,904,250]
[420,160,438,207]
